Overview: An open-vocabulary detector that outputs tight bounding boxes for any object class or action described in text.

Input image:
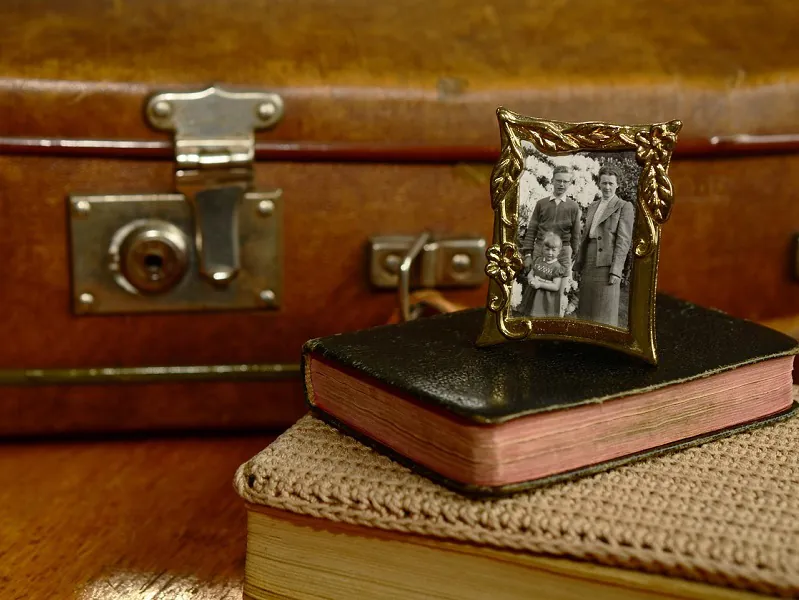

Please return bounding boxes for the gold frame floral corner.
[476,108,682,364]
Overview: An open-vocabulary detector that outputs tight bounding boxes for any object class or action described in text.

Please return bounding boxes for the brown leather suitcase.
[1,0,798,436]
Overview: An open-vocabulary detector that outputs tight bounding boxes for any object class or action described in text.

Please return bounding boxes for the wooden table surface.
[0,432,277,599]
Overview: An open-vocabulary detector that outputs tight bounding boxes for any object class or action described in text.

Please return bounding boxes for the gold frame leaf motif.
[479,108,682,364]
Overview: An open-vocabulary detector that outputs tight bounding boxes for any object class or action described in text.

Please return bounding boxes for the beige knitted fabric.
[235,394,799,597]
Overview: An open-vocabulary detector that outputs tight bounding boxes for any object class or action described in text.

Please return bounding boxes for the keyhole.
[114,222,189,295]
[144,253,164,279]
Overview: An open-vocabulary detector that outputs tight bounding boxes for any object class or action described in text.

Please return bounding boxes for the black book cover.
[305,295,798,423]
[302,295,799,495]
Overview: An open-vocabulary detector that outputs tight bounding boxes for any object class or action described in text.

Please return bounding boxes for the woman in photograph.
[574,165,635,328]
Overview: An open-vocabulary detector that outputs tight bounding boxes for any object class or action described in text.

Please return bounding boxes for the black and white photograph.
[480,109,680,362]
[510,144,640,330]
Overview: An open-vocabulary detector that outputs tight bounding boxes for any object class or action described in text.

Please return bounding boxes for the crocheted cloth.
[234,393,799,597]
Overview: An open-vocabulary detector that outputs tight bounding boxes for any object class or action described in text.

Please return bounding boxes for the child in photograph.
[520,232,566,317]
[520,165,581,273]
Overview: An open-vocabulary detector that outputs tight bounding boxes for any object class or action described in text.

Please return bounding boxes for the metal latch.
[68,86,284,315]
[146,86,283,285]
[369,233,487,321]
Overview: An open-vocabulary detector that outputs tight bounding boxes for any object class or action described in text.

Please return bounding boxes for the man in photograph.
[520,165,581,275]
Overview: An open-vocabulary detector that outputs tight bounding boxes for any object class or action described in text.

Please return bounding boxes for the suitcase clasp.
[67,86,284,315]
[369,233,487,321]
[146,86,283,286]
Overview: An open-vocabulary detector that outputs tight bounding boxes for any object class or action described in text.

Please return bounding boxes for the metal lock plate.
[69,192,282,314]
[369,235,487,289]
[67,85,285,314]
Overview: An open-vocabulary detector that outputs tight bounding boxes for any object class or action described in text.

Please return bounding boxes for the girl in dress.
[520,232,566,317]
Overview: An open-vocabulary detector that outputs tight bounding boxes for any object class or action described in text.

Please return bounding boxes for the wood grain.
[0,434,274,599]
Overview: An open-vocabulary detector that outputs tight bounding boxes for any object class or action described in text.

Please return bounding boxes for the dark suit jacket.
[574,195,634,278]
[520,196,581,255]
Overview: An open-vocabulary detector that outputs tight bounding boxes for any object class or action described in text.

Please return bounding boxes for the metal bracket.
[68,192,283,315]
[65,85,286,315]
[369,234,487,321]
[145,86,284,285]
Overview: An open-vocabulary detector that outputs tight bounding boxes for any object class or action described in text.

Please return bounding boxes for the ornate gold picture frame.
[477,108,681,364]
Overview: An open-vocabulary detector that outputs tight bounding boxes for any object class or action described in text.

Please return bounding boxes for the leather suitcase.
[1,0,798,436]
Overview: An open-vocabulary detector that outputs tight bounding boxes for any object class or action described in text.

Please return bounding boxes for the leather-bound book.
[235,409,799,599]
[302,295,798,495]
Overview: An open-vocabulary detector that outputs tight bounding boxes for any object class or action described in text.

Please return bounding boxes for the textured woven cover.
[235,390,799,597]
